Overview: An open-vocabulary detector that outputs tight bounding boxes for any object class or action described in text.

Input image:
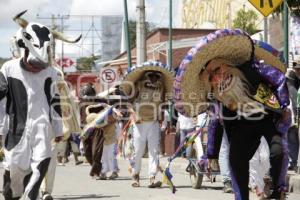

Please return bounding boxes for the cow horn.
[51,30,82,43]
[13,10,28,28]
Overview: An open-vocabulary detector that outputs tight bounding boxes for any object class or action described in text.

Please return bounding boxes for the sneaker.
[266,191,286,200]
[109,172,119,180]
[223,181,233,193]
[148,176,162,188]
[295,166,300,174]
[97,173,107,180]
[288,165,297,171]
[131,174,140,187]
[75,160,83,165]
[42,192,53,200]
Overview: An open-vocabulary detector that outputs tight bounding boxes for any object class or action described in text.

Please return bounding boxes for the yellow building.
[181,0,263,29]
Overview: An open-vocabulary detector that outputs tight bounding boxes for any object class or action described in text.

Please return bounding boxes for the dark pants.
[224,112,288,200]
[83,129,104,177]
[287,125,299,167]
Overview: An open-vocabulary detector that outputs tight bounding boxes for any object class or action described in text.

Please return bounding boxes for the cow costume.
[121,61,174,188]
[0,10,81,200]
[173,29,290,200]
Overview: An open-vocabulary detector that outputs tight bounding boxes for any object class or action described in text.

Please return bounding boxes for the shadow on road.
[54,194,120,199]
[200,186,223,190]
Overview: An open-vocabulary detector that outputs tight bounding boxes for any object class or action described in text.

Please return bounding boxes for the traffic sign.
[101,68,117,84]
[249,0,283,17]
[56,57,75,68]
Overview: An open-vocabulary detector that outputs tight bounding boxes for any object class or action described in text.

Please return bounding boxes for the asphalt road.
[1,157,300,200]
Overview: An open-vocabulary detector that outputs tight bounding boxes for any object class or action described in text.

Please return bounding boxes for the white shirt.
[178,113,194,130]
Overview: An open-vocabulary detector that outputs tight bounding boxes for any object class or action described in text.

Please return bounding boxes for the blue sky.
[0,0,181,58]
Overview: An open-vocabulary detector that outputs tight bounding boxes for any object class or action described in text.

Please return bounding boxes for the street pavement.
[1,157,300,200]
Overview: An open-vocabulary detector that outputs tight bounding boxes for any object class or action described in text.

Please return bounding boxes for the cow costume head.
[13,10,81,71]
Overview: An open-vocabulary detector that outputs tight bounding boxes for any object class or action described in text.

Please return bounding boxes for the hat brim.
[174,29,253,117]
[121,65,174,99]
[83,104,113,137]
[253,40,286,73]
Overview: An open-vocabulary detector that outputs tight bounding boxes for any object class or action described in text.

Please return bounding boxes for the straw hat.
[292,55,300,69]
[174,29,286,117]
[120,61,174,99]
[173,29,254,117]
[82,103,113,138]
[97,85,127,101]
[253,40,286,73]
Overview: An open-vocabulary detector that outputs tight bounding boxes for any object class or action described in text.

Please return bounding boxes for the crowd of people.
[1,10,300,200]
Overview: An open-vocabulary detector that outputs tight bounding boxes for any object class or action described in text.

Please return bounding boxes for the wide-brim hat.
[253,40,286,73]
[120,61,174,99]
[173,29,254,117]
[174,29,286,117]
[82,103,113,138]
[97,85,127,100]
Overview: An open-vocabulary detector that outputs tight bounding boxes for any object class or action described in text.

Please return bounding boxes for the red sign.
[56,57,75,68]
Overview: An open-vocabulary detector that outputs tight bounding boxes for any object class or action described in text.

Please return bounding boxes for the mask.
[13,10,82,71]
[16,24,52,69]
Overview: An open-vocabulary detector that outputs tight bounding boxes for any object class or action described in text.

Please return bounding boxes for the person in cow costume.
[121,61,174,188]
[173,29,290,200]
[0,10,81,200]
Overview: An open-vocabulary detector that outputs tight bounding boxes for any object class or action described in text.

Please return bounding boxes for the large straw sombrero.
[97,84,127,101]
[120,61,174,99]
[173,29,286,117]
[253,40,286,73]
[82,103,113,138]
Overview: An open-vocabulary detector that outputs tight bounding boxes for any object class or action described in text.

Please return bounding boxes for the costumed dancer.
[249,137,271,198]
[120,61,174,188]
[286,57,300,171]
[100,121,121,180]
[82,103,122,179]
[173,29,290,200]
[0,10,81,200]
[41,67,82,200]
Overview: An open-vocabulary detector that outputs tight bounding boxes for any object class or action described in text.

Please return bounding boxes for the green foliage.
[274,0,300,18]
[76,56,100,71]
[0,57,10,68]
[128,20,156,48]
[233,9,259,35]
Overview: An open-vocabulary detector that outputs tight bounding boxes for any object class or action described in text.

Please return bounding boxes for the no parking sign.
[100,68,118,84]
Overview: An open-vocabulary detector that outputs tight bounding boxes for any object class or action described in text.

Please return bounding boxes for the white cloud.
[70,0,135,16]
[0,0,180,58]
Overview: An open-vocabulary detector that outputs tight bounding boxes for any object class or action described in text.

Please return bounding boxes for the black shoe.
[223,181,233,193]
[42,192,53,200]
[266,191,286,200]
[288,165,297,171]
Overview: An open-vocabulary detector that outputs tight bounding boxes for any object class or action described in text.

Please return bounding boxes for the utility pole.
[283,0,289,65]
[136,0,146,65]
[168,0,172,68]
[123,0,132,70]
[226,1,232,28]
[51,15,56,61]
[60,15,65,73]
[264,17,269,43]
[36,14,69,72]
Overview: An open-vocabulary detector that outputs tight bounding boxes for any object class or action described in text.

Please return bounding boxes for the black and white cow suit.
[0,12,65,200]
[0,58,63,200]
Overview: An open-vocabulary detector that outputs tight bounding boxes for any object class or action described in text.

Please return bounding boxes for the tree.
[0,57,9,68]
[276,0,300,18]
[233,9,259,35]
[128,20,156,48]
[76,55,100,71]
